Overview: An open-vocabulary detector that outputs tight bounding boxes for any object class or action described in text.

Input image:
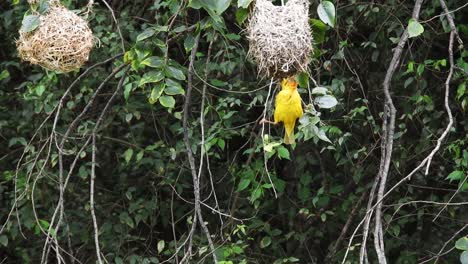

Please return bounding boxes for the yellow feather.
[274,78,303,144]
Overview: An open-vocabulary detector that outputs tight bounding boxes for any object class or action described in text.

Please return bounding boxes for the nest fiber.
[247,0,312,78]
[17,4,94,73]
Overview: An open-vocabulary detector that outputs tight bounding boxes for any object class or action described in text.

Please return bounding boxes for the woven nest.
[17,3,94,73]
[247,0,313,79]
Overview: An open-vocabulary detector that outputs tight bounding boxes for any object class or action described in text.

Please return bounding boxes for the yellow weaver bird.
[262,77,303,144]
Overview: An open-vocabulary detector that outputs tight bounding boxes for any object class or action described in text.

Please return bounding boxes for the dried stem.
[343,0,425,263]
[183,33,218,264]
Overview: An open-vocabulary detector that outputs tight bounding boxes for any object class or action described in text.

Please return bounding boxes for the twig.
[90,134,103,264]
[420,224,468,263]
[41,63,128,263]
[425,0,462,175]
[41,63,127,263]
[359,174,379,264]
[100,0,125,53]
[420,1,468,30]
[198,34,224,226]
[342,0,425,262]
[261,79,278,198]
[183,33,218,264]
[1,54,122,237]
[433,169,467,221]
[372,1,425,263]
[326,191,366,262]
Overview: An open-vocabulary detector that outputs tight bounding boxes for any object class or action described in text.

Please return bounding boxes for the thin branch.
[183,33,218,264]
[359,174,379,264]
[343,0,425,262]
[372,1,424,263]
[198,34,224,226]
[100,0,125,53]
[1,54,122,237]
[326,191,366,262]
[261,79,278,198]
[88,65,130,264]
[90,134,103,264]
[421,224,468,264]
[424,0,462,175]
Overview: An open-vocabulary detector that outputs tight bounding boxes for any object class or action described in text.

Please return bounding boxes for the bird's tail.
[284,121,296,145]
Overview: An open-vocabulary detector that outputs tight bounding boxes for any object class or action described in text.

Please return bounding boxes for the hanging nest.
[16,2,94,73]
[247,0,313,79]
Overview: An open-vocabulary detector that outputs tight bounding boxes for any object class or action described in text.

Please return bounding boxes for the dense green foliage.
[0,0,467,263]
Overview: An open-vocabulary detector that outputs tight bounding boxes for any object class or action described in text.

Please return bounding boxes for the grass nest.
[16,2,94,73]
[247,0,313,79]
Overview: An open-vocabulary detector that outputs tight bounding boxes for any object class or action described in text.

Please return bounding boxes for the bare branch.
[343,1,425,262]
[183,33,218,264]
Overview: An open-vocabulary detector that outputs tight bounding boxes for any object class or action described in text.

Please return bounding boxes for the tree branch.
[183,33,218,264]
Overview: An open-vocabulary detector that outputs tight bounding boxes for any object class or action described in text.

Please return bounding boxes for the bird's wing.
[291,91,303,119]
[274,90,292,123]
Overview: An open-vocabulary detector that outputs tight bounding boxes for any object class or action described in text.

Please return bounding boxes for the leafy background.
[0,0,467,263]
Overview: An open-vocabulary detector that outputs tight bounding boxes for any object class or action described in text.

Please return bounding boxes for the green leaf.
[0,235,8,247]
[0,70,9,81]
[141,56,164,68]
[237,178,251,191]
[39,219,49,229]
[165,66,185,81]
[311,87,328,95]
[21,15,40,33]
[416,64,425,76]
[79,165,88,179]
[159,95,176,108]
[236,8,249,25]
[461,251,468,264]
[260,236,271,248]
[188,0,203,9]
[237,0,253,8]
[457,83,466,100]
[310,19,327,44]
[124,83,133,100]
[193,0,231,15]
[408,19,424,38]
[124,148,134,163]
[137,28,156,42]
[277,146,290,160]
[321,213,327,222]
[456,237,468,251]
[157,240,165,253]
[38,0,50,14]
[119,212,134,228]
[317,129,332,143]
[217,138,225,150]
[35,85,46,96]
[251,187,262,201]
[165,79,185,95]
[149,83,165,104]
[264,142,281,152]
[184,34,195,52]
[136,150,144,161]
[314,95,338,109]
[317,1,335,28]
[296,72,309,87]
[8,137,27,147]
[139,71,164,86]
[446,170,463,182]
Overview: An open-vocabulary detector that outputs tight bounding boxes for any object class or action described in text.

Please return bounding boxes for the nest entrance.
[247,0,313,79]
[16,1,94,73]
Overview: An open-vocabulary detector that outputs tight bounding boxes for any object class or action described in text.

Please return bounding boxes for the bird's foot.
[260,118,275,125]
